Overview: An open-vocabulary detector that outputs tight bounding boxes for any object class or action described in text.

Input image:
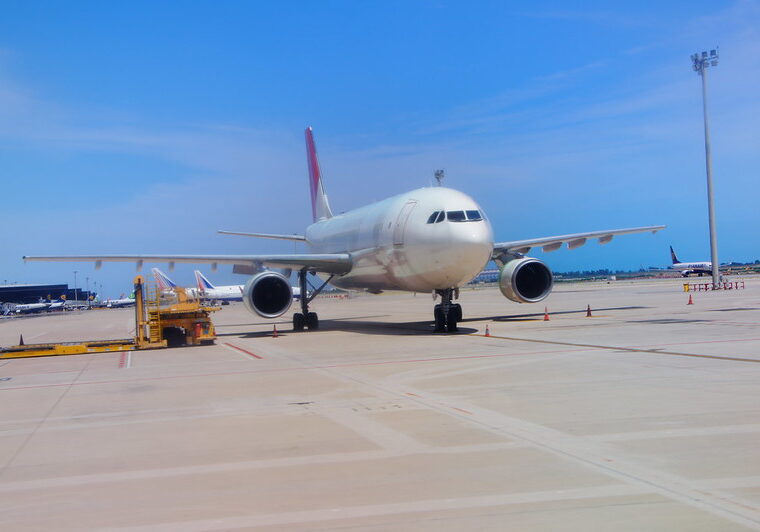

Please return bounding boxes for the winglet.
[194,270,215,292]
[152,268,177,290]
[305,127,333,222]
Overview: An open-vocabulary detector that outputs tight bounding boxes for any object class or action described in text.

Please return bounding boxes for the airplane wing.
[23,254,353,275]
[217,231,307,241]
[493,225,665,257]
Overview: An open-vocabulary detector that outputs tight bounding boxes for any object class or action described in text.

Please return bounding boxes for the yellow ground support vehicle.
[1,276,219,359]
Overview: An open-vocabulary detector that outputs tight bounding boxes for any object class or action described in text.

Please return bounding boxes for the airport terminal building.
[0,284,94,304]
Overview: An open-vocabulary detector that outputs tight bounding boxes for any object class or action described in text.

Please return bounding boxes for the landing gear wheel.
[306,312,319,330]
[434,305,446,333]
[446,308,459,333]
[452,303,462,322]
[293,312,305,331]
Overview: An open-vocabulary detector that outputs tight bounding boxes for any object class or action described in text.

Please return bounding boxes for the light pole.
[86,276,90,307]
[691,48,720,287]
[73,270,78,303]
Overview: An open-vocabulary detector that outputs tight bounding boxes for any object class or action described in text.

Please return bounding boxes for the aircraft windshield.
[427,211,446,224]
[446,211,467,222]
[466,210,482,221]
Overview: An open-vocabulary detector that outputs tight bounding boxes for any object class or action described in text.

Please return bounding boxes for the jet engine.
[242,271,293,318]
[499,257,553,303]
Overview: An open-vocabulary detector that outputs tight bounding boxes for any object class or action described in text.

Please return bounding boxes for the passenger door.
[393,200,418,246]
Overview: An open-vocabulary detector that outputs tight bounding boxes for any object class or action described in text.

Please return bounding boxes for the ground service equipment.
[1,276,218,359]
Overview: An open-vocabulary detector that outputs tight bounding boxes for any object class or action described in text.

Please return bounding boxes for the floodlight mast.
[691,48,720,287]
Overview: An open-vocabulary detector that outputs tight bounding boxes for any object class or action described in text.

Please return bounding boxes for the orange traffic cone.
[543,307,550,321]
[687,294,693,305]
[586,304,592,317]
[272,325,278,338]
[485,324,490,337]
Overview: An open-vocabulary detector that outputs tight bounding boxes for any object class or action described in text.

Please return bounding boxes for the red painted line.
[405,392,420,397]
[223,342,262,359]
[451,407,473,415]
[118,352,127,369]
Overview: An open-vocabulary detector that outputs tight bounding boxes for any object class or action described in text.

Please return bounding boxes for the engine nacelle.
[499,257,553,303]
[242,271,293,318]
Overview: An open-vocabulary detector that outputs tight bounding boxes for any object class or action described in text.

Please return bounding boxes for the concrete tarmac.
[0,277,759,530]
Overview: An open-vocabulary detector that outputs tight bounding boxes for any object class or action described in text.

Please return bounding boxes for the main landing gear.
[434,288,462,333]
[292,269,333,332]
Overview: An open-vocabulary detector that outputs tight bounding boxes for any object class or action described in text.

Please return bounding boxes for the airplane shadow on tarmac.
[215,306,650,337]
[481,305,651,322]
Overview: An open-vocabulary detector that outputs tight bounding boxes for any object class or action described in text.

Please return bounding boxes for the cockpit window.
[427,211,446,224]
[466,210,482,221]
[447,210,466,222]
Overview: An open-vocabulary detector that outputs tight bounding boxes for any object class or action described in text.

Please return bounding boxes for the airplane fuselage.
[306,187,494,292]
[672,262,712,277]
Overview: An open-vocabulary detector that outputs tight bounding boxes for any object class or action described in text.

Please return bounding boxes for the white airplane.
[193,270,243,302]
[103,294,136,308]
[152,267,187,295]
[9,302,50,314]
[670,246,713,277]
[152,267,301,303]
[24,127,665,332]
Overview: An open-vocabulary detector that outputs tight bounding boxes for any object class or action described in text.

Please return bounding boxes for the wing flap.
[23,254,352,275]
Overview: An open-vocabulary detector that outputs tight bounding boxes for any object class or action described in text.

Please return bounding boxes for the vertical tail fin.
[194,270,215,292]
[152,268,177,290]
[669,246,680,265]
[305,127,333,222]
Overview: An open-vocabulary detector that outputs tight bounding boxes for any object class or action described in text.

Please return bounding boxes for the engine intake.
[242,271,293,318]
[499,258,553,303]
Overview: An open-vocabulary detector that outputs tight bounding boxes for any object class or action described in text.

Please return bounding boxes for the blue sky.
[1,1,759,296]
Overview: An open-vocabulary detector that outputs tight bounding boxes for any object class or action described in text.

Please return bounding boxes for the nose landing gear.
[433,288,462,333]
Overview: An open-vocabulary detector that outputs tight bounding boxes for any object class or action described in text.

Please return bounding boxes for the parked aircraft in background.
[152,267,300,304]
[103,294,135,308]
[670,246,713,277]
[152,267,183,295]
[24,127,664,333]
[8,302,50,314]
[193,270,243,302]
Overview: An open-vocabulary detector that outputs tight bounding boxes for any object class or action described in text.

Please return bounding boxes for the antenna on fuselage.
[434,169,444,187]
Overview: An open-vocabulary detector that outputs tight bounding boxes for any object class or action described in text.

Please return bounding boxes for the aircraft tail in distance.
[670,246,681,265]
[152,268,177,291]
[194,270,215,292]
[305,126,333,223]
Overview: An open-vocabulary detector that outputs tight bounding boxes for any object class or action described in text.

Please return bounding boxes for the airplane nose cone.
[438,222,493,286]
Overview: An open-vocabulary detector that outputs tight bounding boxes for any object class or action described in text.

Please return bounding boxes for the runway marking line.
[470,333,760,364]
[223,342,262,360]
[0,347,586,392]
